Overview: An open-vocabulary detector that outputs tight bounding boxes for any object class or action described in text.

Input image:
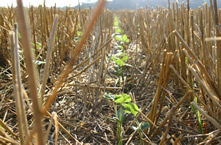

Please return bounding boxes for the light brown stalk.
[149,51,174,129]
[174,30,221,99]
[188,65,221,109]
[41,0,106,115]
[45,111,81,144]
[212,0,221,95]
[0,119,18,139]
[10,31,25,144]
[149,50,167,122]
[53,112,59,145]
[70,37,112,73]
[16,0,44,144]
[10,30,28,144]
[159,114,172,145]
[0,136,19,145]
[73,55,102,78]
[40,15,58,102]
[13,24,29,142]
[170,64,220,122]
[191,101,221,130]
[150,90,192,139]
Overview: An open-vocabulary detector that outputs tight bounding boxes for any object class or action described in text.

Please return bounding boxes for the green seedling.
[77,30,82,37]
[18,32,22,39]
[114,34,130,43]
[111,52,129,67]
[74,24,83,41]
[185,58,203,134]
[131,121,150,145]
[191,96,204,134]
[18,41,45,66]
[113,16,120,27]
[74,31,82,41]
[185,56,188,63]
[113,16,130,50]
[114,45,124,50]
[115,27,124,34]
[111,16,132,87]
[31,42,42,55]
[111,51,132,86]
[104,93,140,145]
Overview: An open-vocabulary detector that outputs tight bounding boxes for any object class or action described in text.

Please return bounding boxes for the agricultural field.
[0,0,221,144]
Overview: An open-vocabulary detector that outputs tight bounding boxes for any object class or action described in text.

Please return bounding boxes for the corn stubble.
[0,0,220,144]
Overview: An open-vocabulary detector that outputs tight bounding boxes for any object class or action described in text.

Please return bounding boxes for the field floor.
[0,0,221,144]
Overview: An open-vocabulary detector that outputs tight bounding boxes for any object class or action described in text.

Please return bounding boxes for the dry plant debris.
[0,0,221,144]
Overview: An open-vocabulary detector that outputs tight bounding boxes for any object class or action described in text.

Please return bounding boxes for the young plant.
[113,16,130,50]
[111,51,130,78]
[111,16,132,86]
[130,121,150,145]
[191,96,204,134]
[19,41,45,67]
[186,57,204,134]
[74,24,83,41]
[104,93,143,145]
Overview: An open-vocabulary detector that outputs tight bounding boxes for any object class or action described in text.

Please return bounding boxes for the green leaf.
[113,65,123,76]
[119,52,126,57]
[35,60,46,65]
[141,122,150,130]
[122,103,139,116]
[103,94,115,101]
[122,34,130,43]
[74,37,80,41]
[185,56,188,63]
[36,42,41,48]
[18,49,23,54]
[112,51,124,58]
[191,96,204,134]
[116,45,124,49]
[121,56,129,61]
[123,108,131,114]
[114,35,123,42]
[117,109,126,122]
[77,31,82,36]
[18,32,22,39]
[115,28,123,34]
[114,94,131,104]
[114,16,119,27]
[113,58,125,66]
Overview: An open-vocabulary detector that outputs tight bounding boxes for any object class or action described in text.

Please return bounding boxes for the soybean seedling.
[112,16,130,49]
[111,16,132,86]
[130,119,150,145]
[111,51,132,86]
[104,93,147,145]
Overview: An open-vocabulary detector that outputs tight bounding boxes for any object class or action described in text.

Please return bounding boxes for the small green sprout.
[114,16,120,27]
[191,97,204,134]
[114,34,130,43]
[111,16,132,87]
[77,30,82,37]
[104,93,140,145]
[115,27,124,34]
